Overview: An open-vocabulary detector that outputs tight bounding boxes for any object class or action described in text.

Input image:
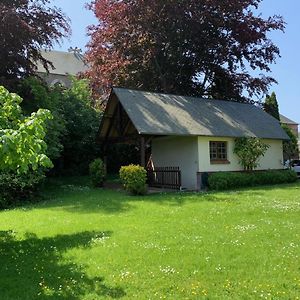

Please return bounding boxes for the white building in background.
[280,114,299,158]
[36,48,88,87]
[280,114,299,137]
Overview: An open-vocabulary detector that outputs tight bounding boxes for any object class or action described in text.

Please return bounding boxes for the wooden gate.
[147,167,181,190]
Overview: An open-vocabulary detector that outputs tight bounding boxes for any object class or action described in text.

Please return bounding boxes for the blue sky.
[52,0,299,123]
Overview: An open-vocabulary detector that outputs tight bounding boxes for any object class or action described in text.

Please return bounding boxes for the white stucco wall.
[258,139,284,170]
[198,136,284,172]
[151,136,199,190]
[152,136,284,190]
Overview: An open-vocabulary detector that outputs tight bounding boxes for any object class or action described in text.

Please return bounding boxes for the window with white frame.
[209,141,228,161]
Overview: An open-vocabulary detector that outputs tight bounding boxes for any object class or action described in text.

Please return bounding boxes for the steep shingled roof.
[102,88,289,140]
[280,114,298,125]
[36,50,88,76]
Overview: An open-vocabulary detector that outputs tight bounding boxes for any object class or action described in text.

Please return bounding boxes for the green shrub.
[0,169,45,209]
[0,85,53,173]
[18,77,101,175]
[89,159,106,187]
[208,170,298,191]
[282,124,299,161]
[119,165,147,195]
[234,137,269,170]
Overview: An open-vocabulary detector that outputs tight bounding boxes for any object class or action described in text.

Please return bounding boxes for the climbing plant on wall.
[234,137,269,171]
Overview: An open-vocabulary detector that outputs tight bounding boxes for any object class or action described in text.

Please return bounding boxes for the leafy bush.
[234,137,269,170]
[0,169,45,209]
[18,77,101,175]
[89,159,106,187]
[0,85,52,208]
[208,170,298,191]
[59,79,101,174]
[0,85,53,173]
[119,165,147,195]
[282,124,299,161]
[18,77,67,161]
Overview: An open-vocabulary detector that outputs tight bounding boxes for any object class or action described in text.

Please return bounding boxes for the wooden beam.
[99,134,140,144]
[104,103,118,141]
[140,136,146,167]
[117,102,122,135]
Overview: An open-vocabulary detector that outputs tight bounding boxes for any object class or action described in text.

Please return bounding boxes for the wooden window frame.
[209,141,230,164]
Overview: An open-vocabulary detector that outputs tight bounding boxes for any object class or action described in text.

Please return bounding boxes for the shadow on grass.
[41,185,133,214]
[0,230,125,299]
[38,178,300,215]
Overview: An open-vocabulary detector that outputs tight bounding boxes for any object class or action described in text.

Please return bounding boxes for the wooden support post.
[104,102,118,141]
[117,102,122,135]
[140,136,146,167]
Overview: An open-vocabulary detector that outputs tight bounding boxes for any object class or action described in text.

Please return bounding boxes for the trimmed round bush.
[119,164,147,195]
[89,159,106,187]
[208,170,298,191]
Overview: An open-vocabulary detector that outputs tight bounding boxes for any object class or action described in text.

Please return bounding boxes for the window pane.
[209,141,227,160]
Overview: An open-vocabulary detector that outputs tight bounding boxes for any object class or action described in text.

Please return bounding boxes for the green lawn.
[0,178,299,300]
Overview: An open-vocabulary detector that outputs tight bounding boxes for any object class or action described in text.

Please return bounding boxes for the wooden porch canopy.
[97,89,152,167]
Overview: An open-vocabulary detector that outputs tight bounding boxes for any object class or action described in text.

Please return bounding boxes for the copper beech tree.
[0,0,70,88]
[86,0,285,102]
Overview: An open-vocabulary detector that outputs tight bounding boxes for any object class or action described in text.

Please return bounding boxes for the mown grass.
[0,178,299,299]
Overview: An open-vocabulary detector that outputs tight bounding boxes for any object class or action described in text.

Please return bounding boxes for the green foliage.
[67,77,93,103]
[208,170,297,190]
[0,85,52,206]
[119,164,147,195]
[59,78,101,174]
[18,77,101,174]
[234,137,269,170]
[18,77,66,161]
[281,124,299,161]
[264,92,280,120]
[0,169,45,209]
[0,86,53,173]
[89,159,106,187]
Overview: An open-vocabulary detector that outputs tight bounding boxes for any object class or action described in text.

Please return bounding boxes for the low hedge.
[119,164,147,195]
[208,170,298,191]
[0,169,45,209]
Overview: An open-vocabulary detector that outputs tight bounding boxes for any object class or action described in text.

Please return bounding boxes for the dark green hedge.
[0,170,45,209]
[208,170,298,191]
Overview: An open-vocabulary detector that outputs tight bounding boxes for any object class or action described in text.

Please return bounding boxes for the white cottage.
[98,88,289,190]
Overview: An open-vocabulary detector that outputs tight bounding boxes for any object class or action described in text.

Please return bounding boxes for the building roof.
[280,114,298,125]
[108,87,289,140]
[36,50,88,76]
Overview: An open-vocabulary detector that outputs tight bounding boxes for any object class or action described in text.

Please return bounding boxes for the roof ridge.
[113,86,253,106]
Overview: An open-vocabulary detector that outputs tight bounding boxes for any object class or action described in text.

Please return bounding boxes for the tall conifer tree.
[264,92,280,120]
